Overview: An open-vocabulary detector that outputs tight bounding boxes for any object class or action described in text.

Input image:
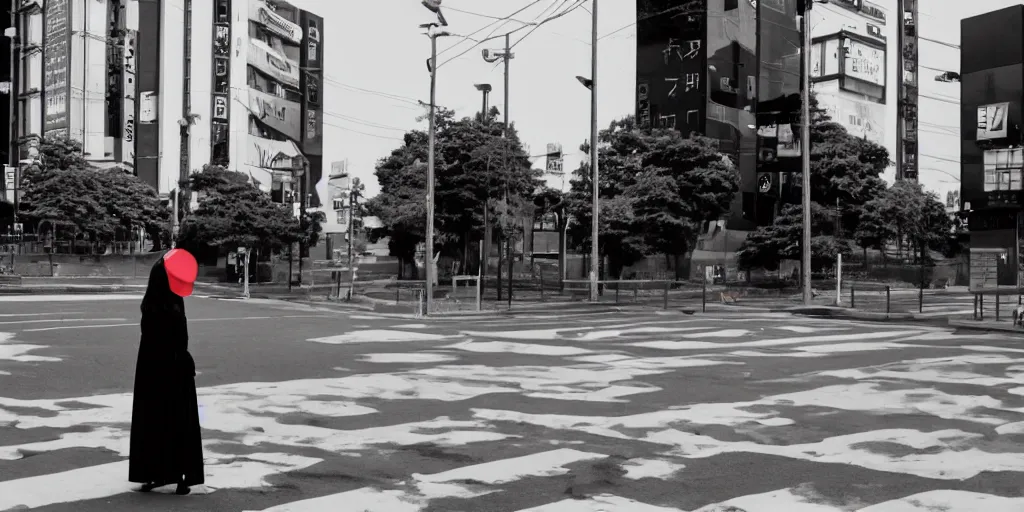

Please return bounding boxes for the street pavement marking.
[243,449,608,512]
[20,315,334,332]
[0,312,85,317]
[0,318,128,325]
[0,294,144,302]
[0,453,322,510]
[5,315,1024,510]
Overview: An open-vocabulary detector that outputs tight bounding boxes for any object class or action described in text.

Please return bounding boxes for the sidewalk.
[948,318,1024,334]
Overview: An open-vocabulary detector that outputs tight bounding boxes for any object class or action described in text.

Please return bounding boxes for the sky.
[292,0,1005,201]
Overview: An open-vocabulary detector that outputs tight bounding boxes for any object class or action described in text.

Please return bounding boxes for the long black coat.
[129,259,204,486]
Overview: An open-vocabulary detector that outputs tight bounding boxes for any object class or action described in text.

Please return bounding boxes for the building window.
[984,148,1024,192]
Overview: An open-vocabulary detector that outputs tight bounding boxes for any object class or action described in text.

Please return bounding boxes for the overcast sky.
[295,0,1001,202]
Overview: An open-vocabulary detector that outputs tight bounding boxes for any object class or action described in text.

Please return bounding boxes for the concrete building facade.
[959,5,1024,289]
[136,0,324,209]
[8,0,136,168]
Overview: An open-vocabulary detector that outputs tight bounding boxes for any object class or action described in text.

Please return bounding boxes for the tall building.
[137,0,324,208]
[810,0,897,179]
[8,0,137,168]
[636,0,901,273]
[959,5,1024,288]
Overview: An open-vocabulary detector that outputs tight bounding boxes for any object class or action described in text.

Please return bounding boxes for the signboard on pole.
[545,143,563,174]
[3,166,15,203]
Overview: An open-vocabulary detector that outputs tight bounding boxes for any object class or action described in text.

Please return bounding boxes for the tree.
[176,165,301,253]
[371,108,541,276]
[738,94,890,272]
[563,116,739,278]
[19,135,169,250]
[737,202,851,272]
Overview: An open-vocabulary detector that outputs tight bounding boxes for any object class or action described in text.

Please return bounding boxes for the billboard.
[43,0,72,135]
[210,0,232,165]
[248,88,301,140]
[249,0,302,43]
[299,8,325,207]
[815,92,886,146]
[120,30,137,169]
[843,40,885,87]
[977,102,1009,140]
[545,143,563,174]
[635,0,706,133]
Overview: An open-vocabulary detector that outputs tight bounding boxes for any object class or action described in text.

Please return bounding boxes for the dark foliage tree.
[563,116,738,278]
[176,165,302,253]
[19,135,168,250]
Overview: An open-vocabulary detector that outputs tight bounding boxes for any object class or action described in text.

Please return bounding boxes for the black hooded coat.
[128,258,204,486]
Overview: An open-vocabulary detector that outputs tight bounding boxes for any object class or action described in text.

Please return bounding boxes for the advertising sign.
[844,40,885,86]
[249,88,301,139]
[545,143,563,174]
[210,0,231,164]
[298,8,324,205]
[330,160,347,179]
[249,0,302,43]
[249,40,300,89]
[43,0,72,133]
[815,92,886,146]
[120,30,137,168]
[635,0,706,134]
[977,102,1009,140]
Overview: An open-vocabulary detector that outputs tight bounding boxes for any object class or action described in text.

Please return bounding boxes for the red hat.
[163,248,198,297]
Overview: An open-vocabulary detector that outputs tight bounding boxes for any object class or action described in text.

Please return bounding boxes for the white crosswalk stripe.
[2,308,1023,510]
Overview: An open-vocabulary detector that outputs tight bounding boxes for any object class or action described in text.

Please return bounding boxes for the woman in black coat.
[129,253,204,495]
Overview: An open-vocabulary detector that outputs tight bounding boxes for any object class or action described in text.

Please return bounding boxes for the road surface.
[1,294,1023,511]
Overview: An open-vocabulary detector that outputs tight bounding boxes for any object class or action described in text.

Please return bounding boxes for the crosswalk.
[2,307,1024,510]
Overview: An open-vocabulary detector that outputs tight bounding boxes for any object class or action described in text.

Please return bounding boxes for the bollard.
[663,281,670,310]
[980,293,985,321]
[615,282,620,304]
[701,274,707,313]
[919,284,924,314]
[396,287,400,305]
[540,268,545,301]
[885,286,891,318]
[850,285,856,309]
[996,293,1001,322]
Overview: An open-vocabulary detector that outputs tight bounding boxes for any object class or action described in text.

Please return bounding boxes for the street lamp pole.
[589,0,599,302]
[801,2,815,305]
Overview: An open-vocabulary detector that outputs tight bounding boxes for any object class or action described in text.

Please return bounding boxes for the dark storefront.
[960,6,1024,288]
[636,0,804,232]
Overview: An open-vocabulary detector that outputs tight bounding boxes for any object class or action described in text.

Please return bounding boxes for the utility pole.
[474,83,491,289]
[504,33,513,307]
[346,186,356,300]
[425,27,448,315]
[589,0,599,302]
[801,1,813,305]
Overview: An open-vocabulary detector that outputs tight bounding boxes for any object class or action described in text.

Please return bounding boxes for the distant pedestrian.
[129,249,203,495]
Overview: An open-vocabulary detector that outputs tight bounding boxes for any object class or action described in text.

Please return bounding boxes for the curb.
[777,305,957,325]
[948,319,1024,334]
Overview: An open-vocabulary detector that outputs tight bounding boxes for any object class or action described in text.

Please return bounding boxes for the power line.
[438,0,584,68]
[323,121,405,142]
[437,0,547,58]
[919,35,959,50]
[921,153,960,165]
[599,0,704,41]
[511,0,587,50]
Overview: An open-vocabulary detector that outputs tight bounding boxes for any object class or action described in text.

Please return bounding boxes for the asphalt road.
[1,295,1024,511]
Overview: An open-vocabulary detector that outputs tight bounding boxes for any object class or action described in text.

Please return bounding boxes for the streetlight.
[474,83,492,122]
[423,13,451,315]
[574,0,599,302]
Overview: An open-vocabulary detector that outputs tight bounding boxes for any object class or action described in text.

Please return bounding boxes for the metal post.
[702,269,707,313]
[996,293,1001,322]
[288,245,293,292]
[540,266,545,301]
[800,5,813,306]
[851,285,856,309]
[347,188,355,300]
[477,243,482,310]
[835,253,842,306]
[298,161,308,285]
[242,250,250,299]
[885,285,891,317]
[663,280,669,310]
[425,34,438,316]
[589,0,600,303]
[919,281,924,314]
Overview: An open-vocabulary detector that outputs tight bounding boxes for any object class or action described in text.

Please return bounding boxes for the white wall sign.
[977,102,1009,140]
[844,40,885,87]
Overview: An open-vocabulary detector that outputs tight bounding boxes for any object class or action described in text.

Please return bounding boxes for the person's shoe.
[175,483,191,495]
